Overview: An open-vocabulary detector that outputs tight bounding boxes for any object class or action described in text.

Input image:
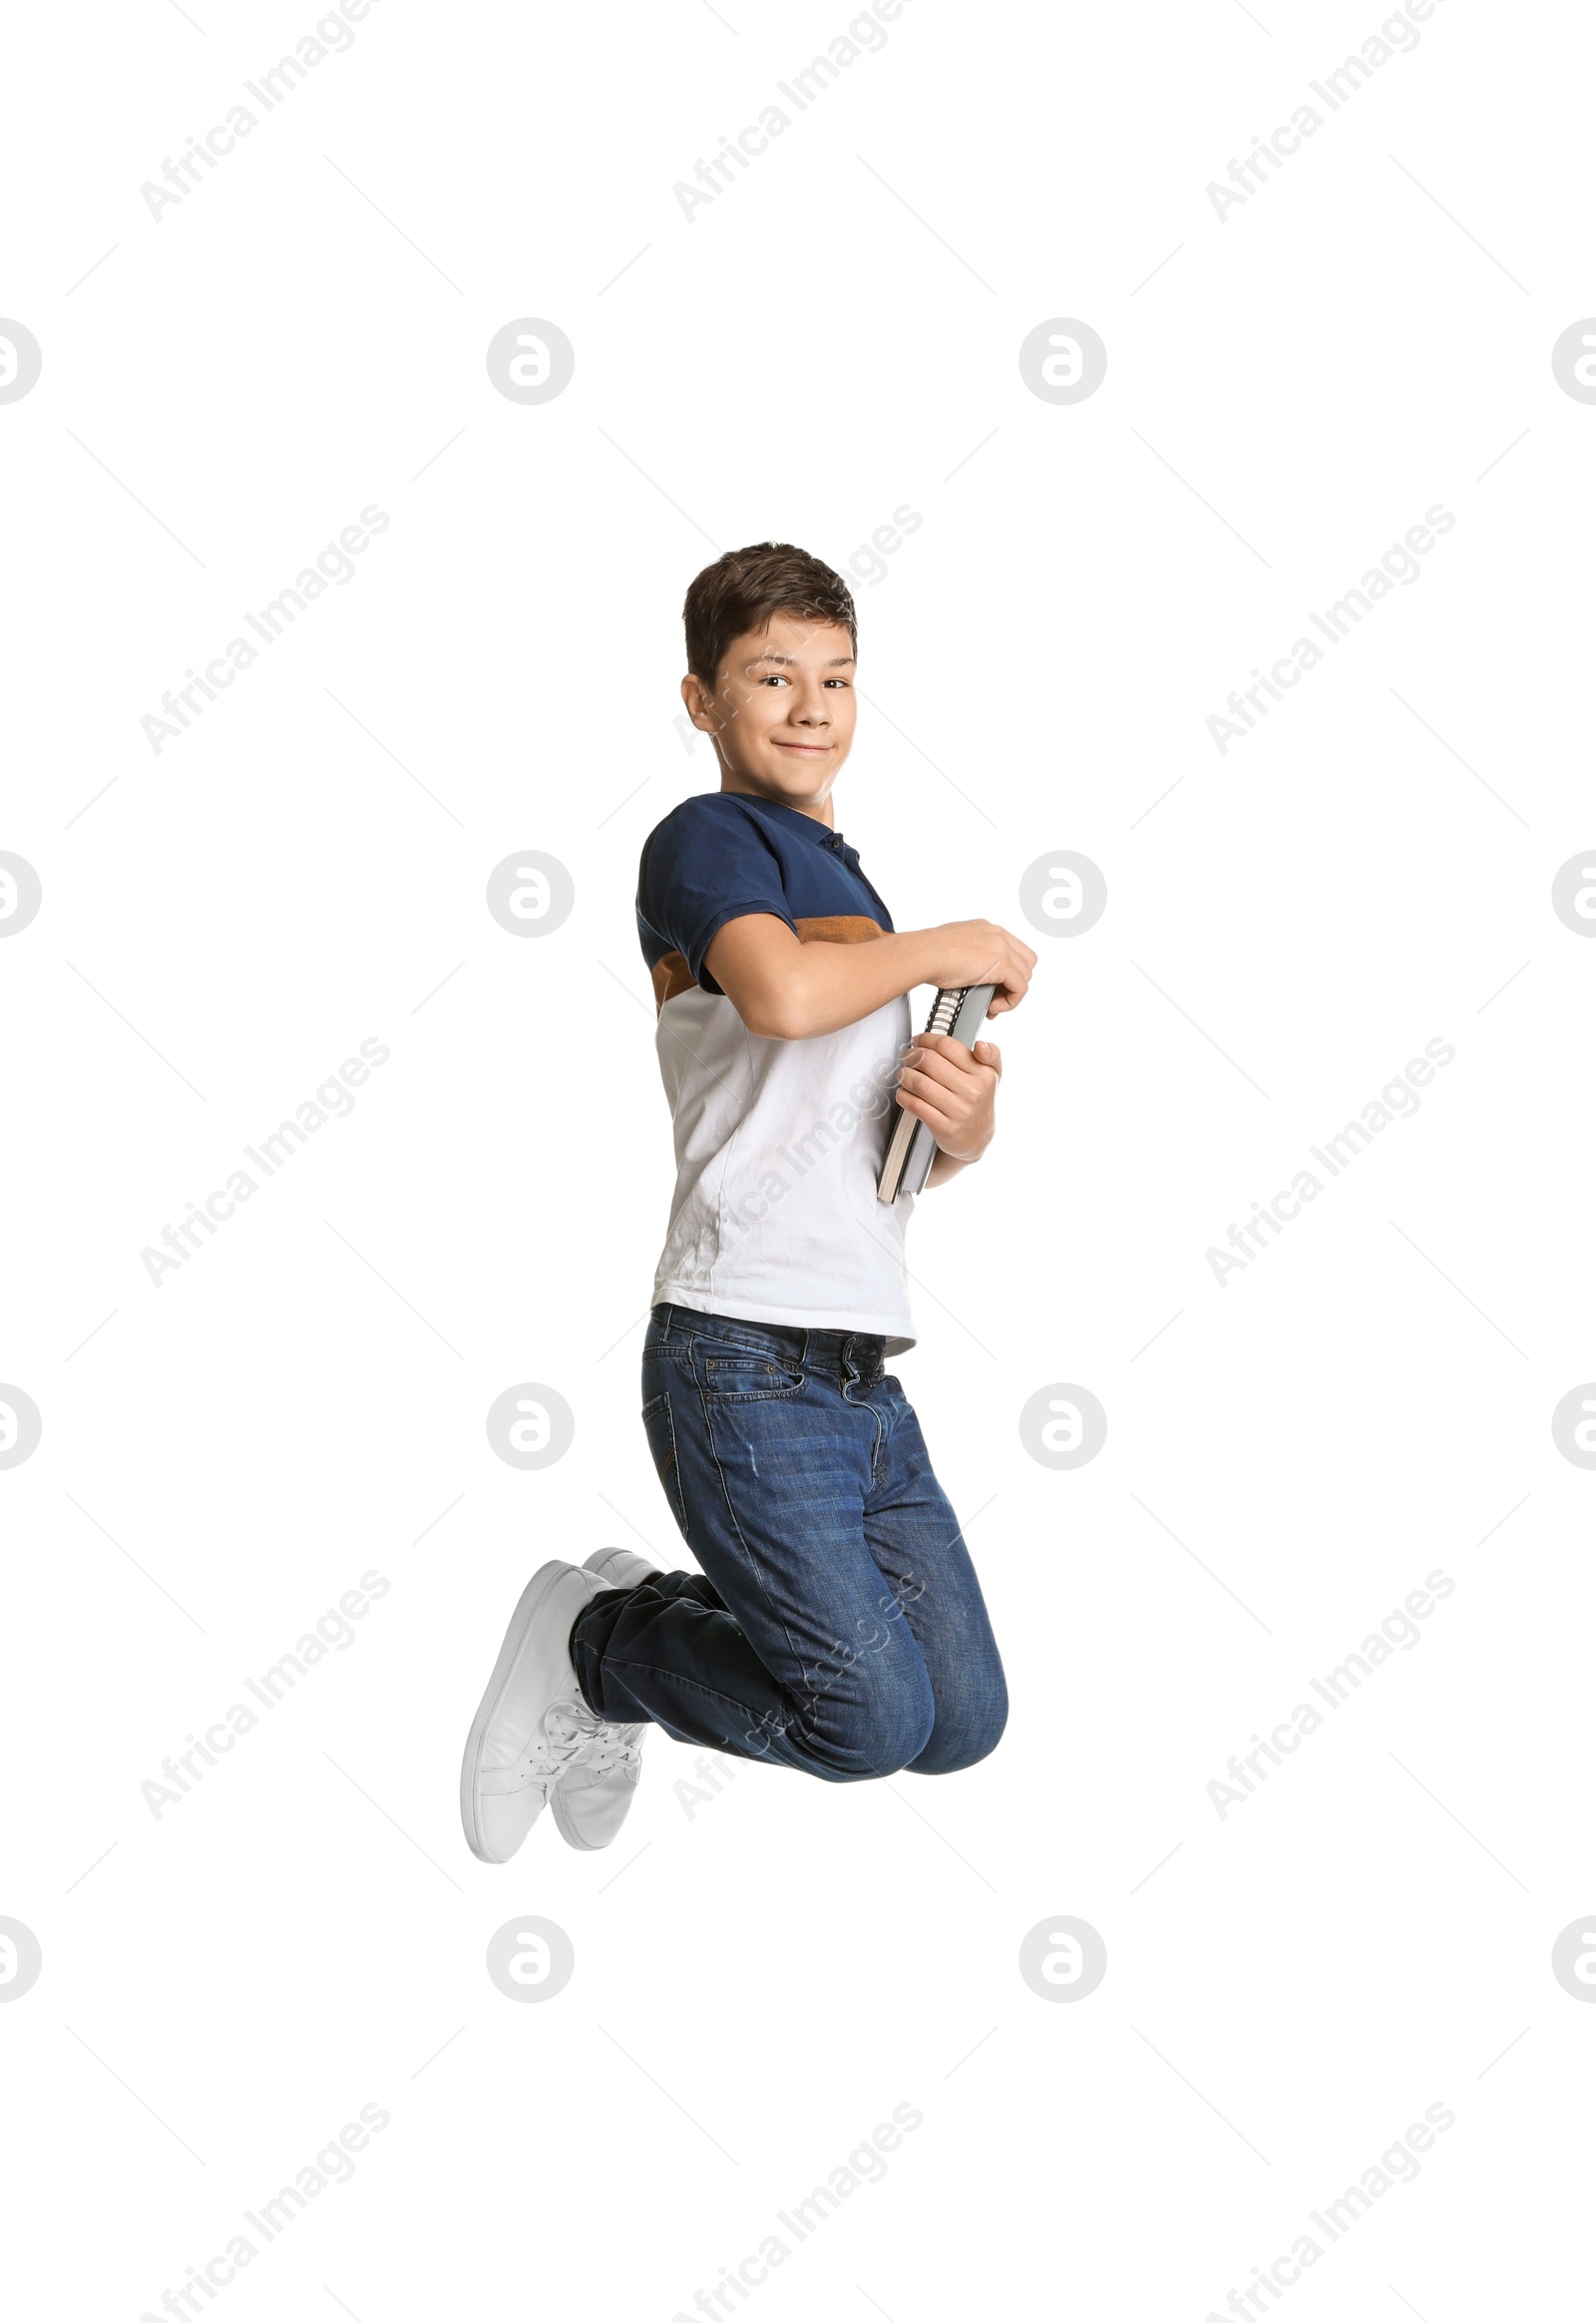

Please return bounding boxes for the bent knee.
[808,1689,938,1783]
[908,1682,1008,1775]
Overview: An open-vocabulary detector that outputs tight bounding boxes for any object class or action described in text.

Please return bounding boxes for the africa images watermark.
[140,1564,391,1819]
[1205,504,1456,757]
[136,2102,391,2320]
[1200,2103,1456,2321]
[1205,1036,1455,1288]
[138,0,388,222]
[140,1037,390,1288]
[668,2103,924,2321]
[1205,1564,1456,1821]
[140,506,390,756]
[1204,0,1453,223]
[672,0,918,222]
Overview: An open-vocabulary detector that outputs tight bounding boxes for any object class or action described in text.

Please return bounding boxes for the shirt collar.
[731,791,854,856]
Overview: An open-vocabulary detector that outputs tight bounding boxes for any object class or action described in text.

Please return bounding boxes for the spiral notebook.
[876,983,997,1204]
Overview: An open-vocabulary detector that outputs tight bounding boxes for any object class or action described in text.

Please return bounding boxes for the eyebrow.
[745,651,856,668]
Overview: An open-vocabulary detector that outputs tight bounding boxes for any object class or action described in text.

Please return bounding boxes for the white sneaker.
[583,1547,662,1590]
[459,1561,604,1865]
[549,1549,658,1850]
[550,1715,646,1850]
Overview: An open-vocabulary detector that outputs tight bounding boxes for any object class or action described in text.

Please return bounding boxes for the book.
[876,984,997,1204]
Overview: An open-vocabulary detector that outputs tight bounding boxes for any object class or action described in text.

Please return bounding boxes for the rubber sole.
[551,1784,606,1851]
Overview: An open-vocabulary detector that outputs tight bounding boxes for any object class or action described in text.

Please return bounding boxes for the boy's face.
[681,613,856,818]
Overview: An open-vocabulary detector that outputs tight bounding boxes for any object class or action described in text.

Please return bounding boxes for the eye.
[759,672,790,687]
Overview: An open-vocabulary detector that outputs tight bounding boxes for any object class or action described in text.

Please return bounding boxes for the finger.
[901,1047,983,1096]
[896,1065,970,1116]
[917,1030,998,1070]
[972,1040,1002,1075]
[894,1087,960,1138]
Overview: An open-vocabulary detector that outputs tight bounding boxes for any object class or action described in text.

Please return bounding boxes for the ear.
[680,671,720,732]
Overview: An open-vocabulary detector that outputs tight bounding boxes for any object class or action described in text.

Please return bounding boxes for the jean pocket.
[640,1390,689,1538]
[697,1351,807,1402]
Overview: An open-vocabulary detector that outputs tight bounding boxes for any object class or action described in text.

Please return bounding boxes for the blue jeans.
[569,1304,1007,1781]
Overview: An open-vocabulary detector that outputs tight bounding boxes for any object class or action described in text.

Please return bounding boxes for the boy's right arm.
[704,914,1036,1040]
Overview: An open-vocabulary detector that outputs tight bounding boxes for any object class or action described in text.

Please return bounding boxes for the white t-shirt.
[636,792,919,1352]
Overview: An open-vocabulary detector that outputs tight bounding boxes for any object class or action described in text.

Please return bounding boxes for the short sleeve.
[637,799,798,993]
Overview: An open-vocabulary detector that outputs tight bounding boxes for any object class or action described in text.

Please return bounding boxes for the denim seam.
[846,1376,891,1488]
[690,1358,824,1707]
[639,1388,689,1536]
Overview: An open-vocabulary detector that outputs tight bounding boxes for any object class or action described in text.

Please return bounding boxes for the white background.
[2,0,1593,2315]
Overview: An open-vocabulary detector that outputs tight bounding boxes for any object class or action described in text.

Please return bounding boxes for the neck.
[718,774,834,828]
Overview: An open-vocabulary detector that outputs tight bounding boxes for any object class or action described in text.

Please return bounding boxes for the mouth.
[772,741,832,756]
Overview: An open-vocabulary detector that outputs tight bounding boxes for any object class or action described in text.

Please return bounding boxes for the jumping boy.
[460,542,1035,1861]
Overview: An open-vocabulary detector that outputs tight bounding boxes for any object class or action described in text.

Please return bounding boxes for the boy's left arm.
[892,1031,1003,1189]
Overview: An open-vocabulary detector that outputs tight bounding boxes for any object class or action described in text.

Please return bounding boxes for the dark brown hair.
[683,542,858,685]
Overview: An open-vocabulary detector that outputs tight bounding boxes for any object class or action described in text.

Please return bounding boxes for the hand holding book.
[878,984,999,1202]
[920,922,1034,1016]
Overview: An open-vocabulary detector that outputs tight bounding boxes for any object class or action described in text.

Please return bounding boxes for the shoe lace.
[582,1724,646,1776]
[545,1700,645,1777]
[520,1699,604,1783]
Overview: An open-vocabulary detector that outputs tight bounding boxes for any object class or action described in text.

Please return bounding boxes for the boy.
[460,542,1035,1862]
